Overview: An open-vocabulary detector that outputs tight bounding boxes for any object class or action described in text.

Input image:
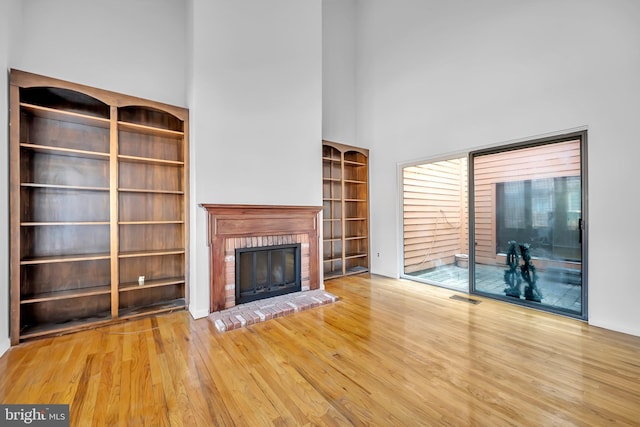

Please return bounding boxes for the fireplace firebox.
[236,244,301,304]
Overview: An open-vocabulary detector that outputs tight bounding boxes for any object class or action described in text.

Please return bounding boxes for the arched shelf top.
[322,140,369,158]
[20,86,110,120]
[10,69,188,123]
[118,105,184,133]
[343,150,368,165]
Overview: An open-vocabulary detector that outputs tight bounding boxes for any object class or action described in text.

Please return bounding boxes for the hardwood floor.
[1,274,639,426]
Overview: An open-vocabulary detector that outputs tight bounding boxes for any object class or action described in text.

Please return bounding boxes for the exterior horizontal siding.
[403,158,468,273]
[474,140,581,265]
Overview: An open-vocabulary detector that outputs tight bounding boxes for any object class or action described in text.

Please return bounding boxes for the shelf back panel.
[21,225,110,259]
[119,253,184,285]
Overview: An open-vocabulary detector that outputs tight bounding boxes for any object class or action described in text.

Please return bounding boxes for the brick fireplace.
[200,204,323,312]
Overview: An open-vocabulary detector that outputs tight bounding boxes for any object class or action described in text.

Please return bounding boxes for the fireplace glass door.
[236,244,301,304]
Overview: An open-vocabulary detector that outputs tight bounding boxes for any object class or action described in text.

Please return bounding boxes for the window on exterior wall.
[503,181,525,229]
[531,179,553,228]
[496,176,581,261]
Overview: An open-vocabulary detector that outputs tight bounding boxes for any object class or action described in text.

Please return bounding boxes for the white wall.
[15,0,187,107]
[356,0,640,336]
[322,0,357,144]
[0,0,22,357]
[189,0,322,317]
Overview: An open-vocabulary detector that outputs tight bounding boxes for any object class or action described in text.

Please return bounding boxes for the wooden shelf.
[118,298,186,320]
[21,286,112,304]
[118,249,185,258]
[10,69,189,345]
[322,156,341,162]
[323,271,343,280]
[20,143,110,160]
[21,182,110,192]
[21,221,110,226]
[345,253,368,259]
[119,220,184,225]
[20,102,110,128]
[345,265,369,275]
[119,277,185,292]
[344,160,367,166]
[118,121,184,137]
[118,188,185,195]
[323,256,343,262]
[20,253,111,265]
[118,154,184,166]
[20,312,113,341]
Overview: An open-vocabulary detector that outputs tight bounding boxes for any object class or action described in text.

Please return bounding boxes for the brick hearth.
[210,289,338,332]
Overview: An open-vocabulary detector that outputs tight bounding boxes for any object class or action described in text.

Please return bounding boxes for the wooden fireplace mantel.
[200,204,323,312]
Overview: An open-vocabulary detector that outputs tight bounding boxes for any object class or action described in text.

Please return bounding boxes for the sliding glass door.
[470,132,587,318]
[402,157,469,292]
[400,131,587,318]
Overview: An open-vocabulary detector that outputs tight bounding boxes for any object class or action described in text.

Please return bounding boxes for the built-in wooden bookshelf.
[322,141,369,279]
[9,70,189,344]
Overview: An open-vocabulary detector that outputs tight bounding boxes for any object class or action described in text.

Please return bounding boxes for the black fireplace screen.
[235,243,301,304]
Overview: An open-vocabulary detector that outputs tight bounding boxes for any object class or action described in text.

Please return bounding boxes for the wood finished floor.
[1,274,639,426]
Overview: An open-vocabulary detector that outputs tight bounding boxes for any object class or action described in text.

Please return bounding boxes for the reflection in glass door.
[470,132,587,318]
[402,157,469,292]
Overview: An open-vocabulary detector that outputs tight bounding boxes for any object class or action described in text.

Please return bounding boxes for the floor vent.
[450,295,481,305]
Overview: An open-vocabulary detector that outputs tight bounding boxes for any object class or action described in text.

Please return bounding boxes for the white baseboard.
[189,307,209,319]
[0,337,10,358]
[589,319,640,338]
